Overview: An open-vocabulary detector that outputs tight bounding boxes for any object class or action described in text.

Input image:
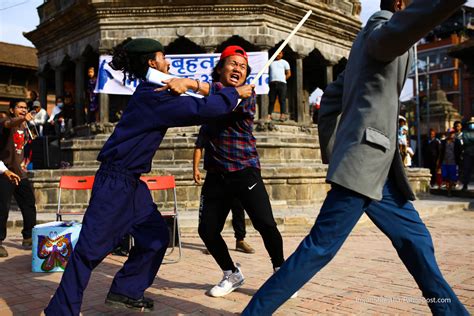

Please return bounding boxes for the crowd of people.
[422,120,473,196]
[0,0,472,315]
[397,116,472,197]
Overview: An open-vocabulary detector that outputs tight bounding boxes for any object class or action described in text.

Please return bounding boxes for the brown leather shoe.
[22,238,32,249]
[236,240,255,254]
[0,245,8,257]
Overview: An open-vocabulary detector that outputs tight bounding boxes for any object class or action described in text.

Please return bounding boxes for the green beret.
[123,38,164,54]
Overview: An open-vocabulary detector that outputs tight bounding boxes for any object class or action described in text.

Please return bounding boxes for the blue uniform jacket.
[98,81,240,174]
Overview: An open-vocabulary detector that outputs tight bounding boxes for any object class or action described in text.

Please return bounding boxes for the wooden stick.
[250,10,312,86]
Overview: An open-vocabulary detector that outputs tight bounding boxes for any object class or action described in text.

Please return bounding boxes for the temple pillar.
[54,67,64,98]
[296,56,305,123]
[100,93,109,123]
[325,63,334,86]
[38,73,47,109]
[75,57,86,125]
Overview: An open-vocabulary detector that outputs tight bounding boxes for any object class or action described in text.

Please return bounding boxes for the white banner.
[95,52,269,96]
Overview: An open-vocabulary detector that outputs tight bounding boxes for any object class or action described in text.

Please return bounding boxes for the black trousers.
[231,199,246,241]
[268,81,287,115]
[198,168,284,271]
[462,152,473,186]
[0,176,37,240]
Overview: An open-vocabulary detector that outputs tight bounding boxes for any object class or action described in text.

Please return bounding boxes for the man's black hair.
[381,0,411,11]
[9,99,25,110]
[109,38,158,83]
[380,0,393,10]
[211,58,252,83]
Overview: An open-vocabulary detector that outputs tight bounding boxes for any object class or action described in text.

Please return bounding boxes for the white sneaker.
[208,266,245,297]
[274,267,298,298]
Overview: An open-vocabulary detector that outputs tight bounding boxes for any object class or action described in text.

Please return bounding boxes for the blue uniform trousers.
[45,166,170,315]
[243,178,469,316]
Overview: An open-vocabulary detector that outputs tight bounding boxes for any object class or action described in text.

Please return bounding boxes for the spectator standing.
[454,120,464,186]
[422,128,441,187]
[47,97,64,137]
[398,116,408,145]
[32,101,48,136]
[268,51,291,122]
[61,92,76,138]
[440,128,462,196]
[87,66,100,123]
[398,116,409,164]
[0,100,37,257]
[27,90,38,112]
[454,120,464,143]
[403,140,414,167]
[461,118,474,191]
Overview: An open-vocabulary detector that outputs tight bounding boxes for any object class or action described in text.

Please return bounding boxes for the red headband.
[219,45,248,61]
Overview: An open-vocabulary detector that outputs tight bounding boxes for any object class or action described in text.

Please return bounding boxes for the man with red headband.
[197,46,287,297]
[167,46,287,297]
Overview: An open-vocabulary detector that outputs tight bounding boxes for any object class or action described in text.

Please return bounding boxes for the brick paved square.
[0,210,472,315]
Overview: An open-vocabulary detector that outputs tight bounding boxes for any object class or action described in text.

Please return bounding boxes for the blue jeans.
[242,179,469,316]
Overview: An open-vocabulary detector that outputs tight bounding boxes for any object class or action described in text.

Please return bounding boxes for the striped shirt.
[196,82,260,173]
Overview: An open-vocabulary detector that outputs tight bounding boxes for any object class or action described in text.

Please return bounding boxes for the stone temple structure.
[22,0,430,220]
[25,0,361,124]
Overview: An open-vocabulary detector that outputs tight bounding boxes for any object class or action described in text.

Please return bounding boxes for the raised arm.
[367,0,466,62]
[1,114,33,129]
[158,78,211,96]
[150,84,254,128]
[318,71,345,164]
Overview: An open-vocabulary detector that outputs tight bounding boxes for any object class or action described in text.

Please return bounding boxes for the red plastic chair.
[141,175,182,263]
[56,176,95,221]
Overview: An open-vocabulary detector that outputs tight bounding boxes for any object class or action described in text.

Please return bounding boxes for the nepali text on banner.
[95,52,270,96]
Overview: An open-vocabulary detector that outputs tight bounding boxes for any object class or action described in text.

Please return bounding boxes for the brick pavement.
[0,209,473,315]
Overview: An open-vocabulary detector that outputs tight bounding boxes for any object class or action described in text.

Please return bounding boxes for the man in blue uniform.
[44,38,254,315]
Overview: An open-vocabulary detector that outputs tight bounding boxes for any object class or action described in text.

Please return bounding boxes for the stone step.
[25,121,432,218]
[26,164,431,214]
[85,122,319,138]
[6,196,473,236]
[28,162,332,212]
[62,129,321,167]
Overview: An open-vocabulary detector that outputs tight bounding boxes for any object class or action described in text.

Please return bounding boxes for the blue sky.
[1,0,473,47]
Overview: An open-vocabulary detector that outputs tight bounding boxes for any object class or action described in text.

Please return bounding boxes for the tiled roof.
[0,42,38,69]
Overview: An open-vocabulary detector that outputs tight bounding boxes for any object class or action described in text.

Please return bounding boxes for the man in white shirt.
[268,51,291,122]
[32,101,48,136]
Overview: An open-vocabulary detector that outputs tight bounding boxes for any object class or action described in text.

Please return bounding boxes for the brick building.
[409,5,474,122]
[0,42,38,112]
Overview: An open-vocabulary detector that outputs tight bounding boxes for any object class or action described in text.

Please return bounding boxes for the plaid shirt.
[196,82,260,173]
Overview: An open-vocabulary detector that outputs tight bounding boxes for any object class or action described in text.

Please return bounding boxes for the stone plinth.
[26,124,431,214]
[421,89,462,135]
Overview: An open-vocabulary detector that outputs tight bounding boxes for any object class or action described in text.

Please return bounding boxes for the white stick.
[250,10,312,86]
